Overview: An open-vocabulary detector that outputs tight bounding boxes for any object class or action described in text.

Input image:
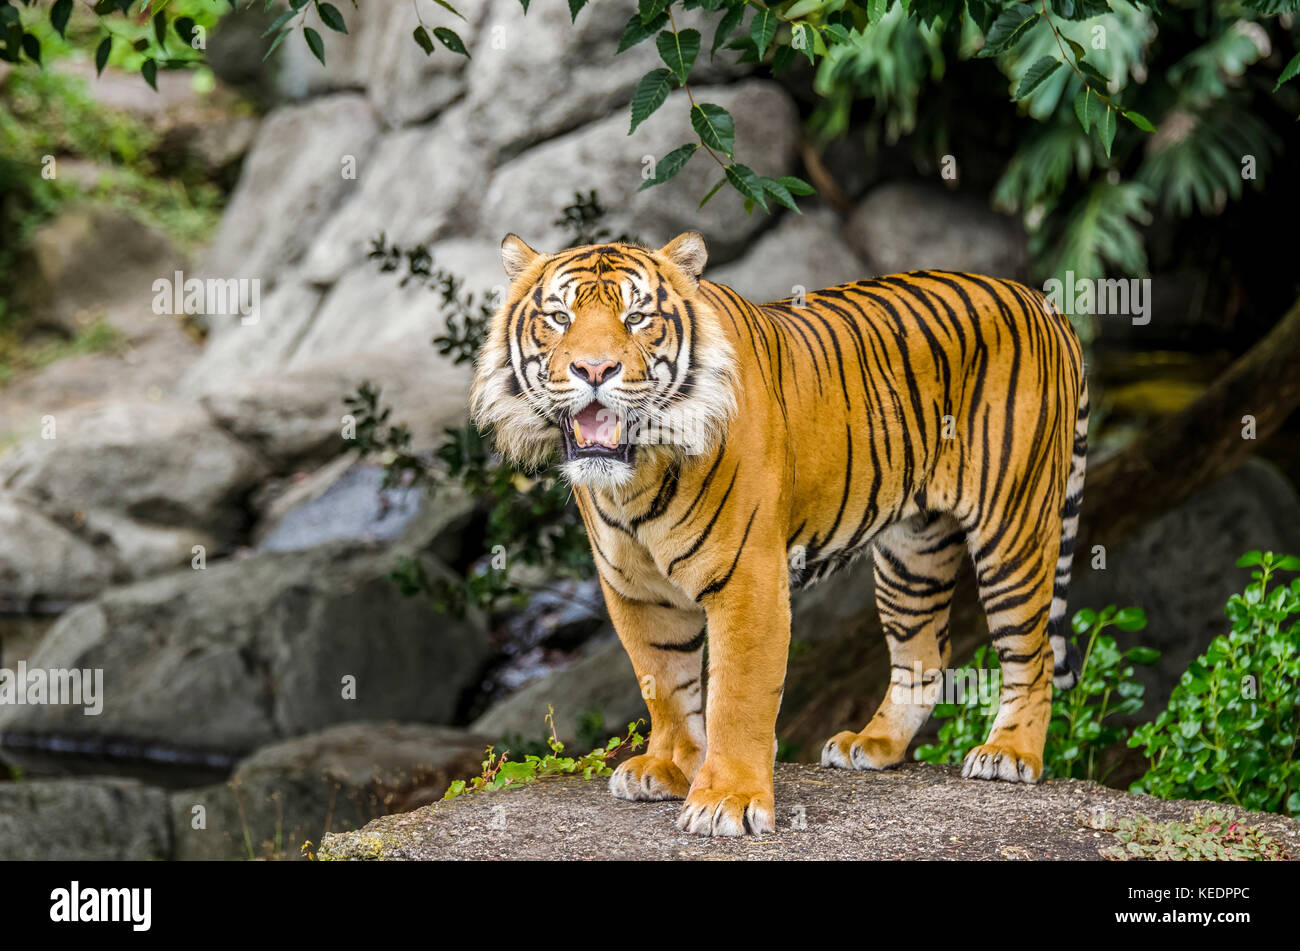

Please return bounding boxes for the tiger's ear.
[659,231,708,283]
[501,233,540,280]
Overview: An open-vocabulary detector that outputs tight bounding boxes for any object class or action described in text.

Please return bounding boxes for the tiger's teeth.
[573,420,585,446]
[614,421,621,445]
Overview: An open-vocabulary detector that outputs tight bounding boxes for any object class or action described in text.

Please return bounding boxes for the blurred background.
[0,0,1298,858]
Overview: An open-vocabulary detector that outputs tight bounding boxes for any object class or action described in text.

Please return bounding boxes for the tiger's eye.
[548,311,570,326]
[625,312,649,328]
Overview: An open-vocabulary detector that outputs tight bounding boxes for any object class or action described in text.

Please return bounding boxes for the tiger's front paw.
[820,730,905,771]
[961,743,1042,783]
[608,754,690,801]
[676,759,774,836]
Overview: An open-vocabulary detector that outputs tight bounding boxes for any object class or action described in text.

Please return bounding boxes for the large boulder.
[846,182,1029,279]
[274,0,486,128]
[0,400,268,548]
[171,722,489,860]
[0,493,118,607]
[205,93,381,289]
[296,113,492,284]
[0,539,492,756]
[707,207,868,303]
[480,81,800,262]
[317,761,1300,860]
[0,778,171,860]
[463,0,750,158]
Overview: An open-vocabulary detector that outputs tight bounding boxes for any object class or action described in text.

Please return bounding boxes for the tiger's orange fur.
[471,232,1087,836]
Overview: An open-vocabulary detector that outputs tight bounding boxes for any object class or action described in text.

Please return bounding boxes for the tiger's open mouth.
[560,401,632,464]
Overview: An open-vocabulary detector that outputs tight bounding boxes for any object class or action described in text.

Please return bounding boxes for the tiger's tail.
[1049,377,1089,689]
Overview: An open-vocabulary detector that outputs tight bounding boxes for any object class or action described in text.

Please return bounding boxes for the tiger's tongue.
[574,402,619,447]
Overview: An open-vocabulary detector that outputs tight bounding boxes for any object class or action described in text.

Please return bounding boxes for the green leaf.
[304,26,325,65]
[1122,110,1155,132]
[638,143,698,191]
[568,0,588,22]
[691,102,735,157]
[657,28,700,84]
[261,8,297,39]
[775,175,815,196]
[711,3,743,57]
[1275,52,1300,92]
[726,163,769,212]
[153,11,168,48]
[174,16,197,46]
[867,0,888,20]
[979,3,1038,59]
[698,176,727,208]
[1115,606,1146,632]
[317,2,348,34]
[750,6,777,59]
[95,36,112,75]
[619,11,668,53]
[263,26,292,60]
[1099,105,1117,157]
[1073,86,1104,132]
[431,0,467,20]
[21,31,40,65]
[1016,56,1062,100]
[630,68,674,134]
[50,0,73,38]
[434,26,469,57]
[760,176,801,212]
[1126,646,1161,665]
[142,57,158,90]
[791,22,817,65]
[413,25,435,56]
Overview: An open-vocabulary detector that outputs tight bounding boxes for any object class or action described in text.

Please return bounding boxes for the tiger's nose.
[571,359,621,385]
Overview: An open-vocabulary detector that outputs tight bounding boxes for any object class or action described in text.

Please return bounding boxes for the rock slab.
[317,762,1300,861]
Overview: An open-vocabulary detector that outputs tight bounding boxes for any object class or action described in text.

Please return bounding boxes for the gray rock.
[0,540,492,753]
[0,400,267,546]
[205,94,381,288]
[0,493,117,606]
[708,207,868,303]
[1070,458,1300,712]
[29,205,185,339]
[846,182,1028,278]
[257,464,424,553]
[297,110,491,284]
[470,633,646,749]
[316,761,1300,860]
[480,81,800,262]
[181,275,326,387]
[275,0,485,128]
[171,721,490,860]
[464,0,749,158]
[0,778,171,860]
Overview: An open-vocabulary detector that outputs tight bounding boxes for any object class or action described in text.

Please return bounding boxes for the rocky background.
[1,0,1297,859]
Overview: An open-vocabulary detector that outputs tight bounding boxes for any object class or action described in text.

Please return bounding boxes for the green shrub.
[1129,551,1300,816]
[915,605,1158,782]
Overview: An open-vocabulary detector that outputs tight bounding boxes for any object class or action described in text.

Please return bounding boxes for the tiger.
[470,230,1088,837]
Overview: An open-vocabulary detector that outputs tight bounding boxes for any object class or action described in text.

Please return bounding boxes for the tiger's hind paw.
[960,743,1042,783]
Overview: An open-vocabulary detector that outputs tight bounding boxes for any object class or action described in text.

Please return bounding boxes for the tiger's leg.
[821,514,964,770]
[960,510,1062,784]
[603,587,708,802]
[678,547,790,836]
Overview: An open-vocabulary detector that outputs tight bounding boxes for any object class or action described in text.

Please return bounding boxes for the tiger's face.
[471,232,737,489]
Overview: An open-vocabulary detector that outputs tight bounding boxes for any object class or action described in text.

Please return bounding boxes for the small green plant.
[1129,551,1300,816]
[443,707,646,800]
[915,606,1158,782]
[1077,807,1293,861]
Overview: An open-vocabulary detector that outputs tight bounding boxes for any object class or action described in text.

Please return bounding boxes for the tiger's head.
[470,232,737,489]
